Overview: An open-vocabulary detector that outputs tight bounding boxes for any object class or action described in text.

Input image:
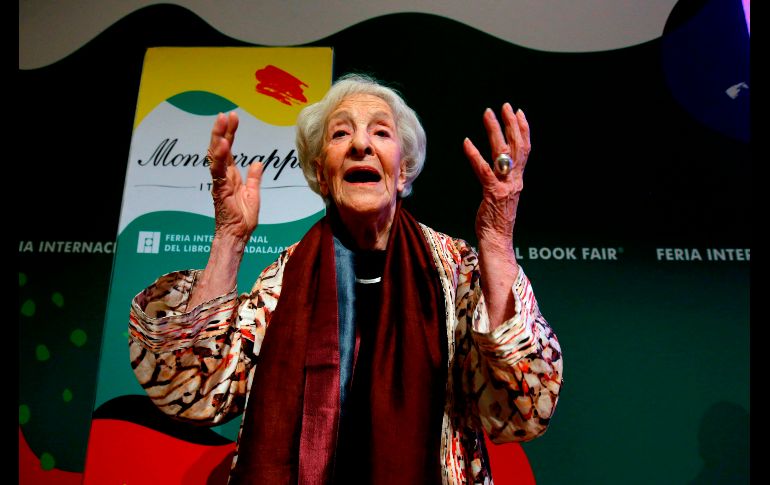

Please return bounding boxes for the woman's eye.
[375,129,391,138]
[332,130,348,139]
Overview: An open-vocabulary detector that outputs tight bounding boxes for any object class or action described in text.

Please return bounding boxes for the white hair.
[295,73,427,198]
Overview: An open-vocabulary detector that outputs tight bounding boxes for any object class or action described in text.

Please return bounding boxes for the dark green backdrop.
[18,1,749,483]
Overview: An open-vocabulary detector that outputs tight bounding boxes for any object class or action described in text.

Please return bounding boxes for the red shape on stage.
[18,426,83,485]
[82,418,235,484]
[484,434,537,485]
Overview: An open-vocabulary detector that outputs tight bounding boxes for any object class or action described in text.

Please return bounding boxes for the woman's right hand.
[187,112,262,310]
[208,111,263,243]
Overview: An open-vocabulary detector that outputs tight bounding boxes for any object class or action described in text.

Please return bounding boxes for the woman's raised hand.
[186,112,262,309]
[207,112,264,243]
[463,103,531,250]
[463,103,531,329]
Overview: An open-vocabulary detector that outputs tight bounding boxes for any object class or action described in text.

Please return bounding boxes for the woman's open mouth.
[344,166,382,183]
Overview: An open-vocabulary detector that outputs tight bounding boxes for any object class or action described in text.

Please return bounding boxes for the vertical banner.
[83,47,332,484]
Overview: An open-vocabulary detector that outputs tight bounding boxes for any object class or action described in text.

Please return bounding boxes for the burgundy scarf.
[230,203,447,484]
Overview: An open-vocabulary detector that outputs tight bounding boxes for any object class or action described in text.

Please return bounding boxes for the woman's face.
[315,93,406,221]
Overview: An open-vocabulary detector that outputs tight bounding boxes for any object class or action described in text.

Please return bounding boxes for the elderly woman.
[129,74,562,484]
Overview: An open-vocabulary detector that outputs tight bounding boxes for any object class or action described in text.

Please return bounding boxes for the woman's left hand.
[463,103,531,330]
[464,103,530,252]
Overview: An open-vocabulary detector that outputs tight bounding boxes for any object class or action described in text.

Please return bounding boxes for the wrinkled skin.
[193,100,532,330]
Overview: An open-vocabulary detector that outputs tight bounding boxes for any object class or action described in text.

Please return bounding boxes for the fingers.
[463,137,496,188]
[484,105,531,180]
[483,108,509,158]
[486,104,531,155]
[245,161,264,192]
[224,111,239,147]
[210,111,239,140]
[209,112,226,151]
[502,103,522,154]
[516,109,531,152]
[208,111,240,181]
[469,104,532,188]
[208,137,230,180]
[502,104,531,165]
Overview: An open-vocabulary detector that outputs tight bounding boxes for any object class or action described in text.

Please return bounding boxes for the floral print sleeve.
[455,238,563,443]
[127,247,295,426]
[419,225,563,483]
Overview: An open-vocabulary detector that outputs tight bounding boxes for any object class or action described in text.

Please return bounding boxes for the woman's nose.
[349,131,373,157]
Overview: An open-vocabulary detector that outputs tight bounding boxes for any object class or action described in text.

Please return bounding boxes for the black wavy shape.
[19,3,749,248]
[92,394,235,446]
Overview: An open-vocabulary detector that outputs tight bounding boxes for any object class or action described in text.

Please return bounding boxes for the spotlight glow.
[742,0,750,34]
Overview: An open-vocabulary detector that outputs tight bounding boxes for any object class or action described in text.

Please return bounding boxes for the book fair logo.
[136,232,161,254]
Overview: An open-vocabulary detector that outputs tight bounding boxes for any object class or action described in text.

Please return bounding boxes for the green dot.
[122,331,129,339]
[62,388,73,402]
[19,272,27,287]
[21,299,36,317]
[35,345,50,361]
[70,329,88,347]
[52,292,64,307]
[40,452,56,470]
[19,405,30,425]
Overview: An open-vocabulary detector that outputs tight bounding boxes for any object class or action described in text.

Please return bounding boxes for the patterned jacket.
[129,223,563,484]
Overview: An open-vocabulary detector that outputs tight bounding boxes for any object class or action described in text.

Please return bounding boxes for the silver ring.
[494,153,513,176]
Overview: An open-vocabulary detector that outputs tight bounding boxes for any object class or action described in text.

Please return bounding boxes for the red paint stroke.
[255,65,309,106]
[82,418,234,485]
[18,427,83,485]
[484,434,536,485]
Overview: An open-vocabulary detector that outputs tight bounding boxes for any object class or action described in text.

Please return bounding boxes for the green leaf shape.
[166,91,238,116]
[21,299,36,317]
[52,292,64,307]
[35,344,50,361]
[19,272,27,286]
[19,404,30,424]
[40,452,55,470]
[70,329,88,347]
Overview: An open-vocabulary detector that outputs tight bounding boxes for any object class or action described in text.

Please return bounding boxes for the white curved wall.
[19,0,680,69]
